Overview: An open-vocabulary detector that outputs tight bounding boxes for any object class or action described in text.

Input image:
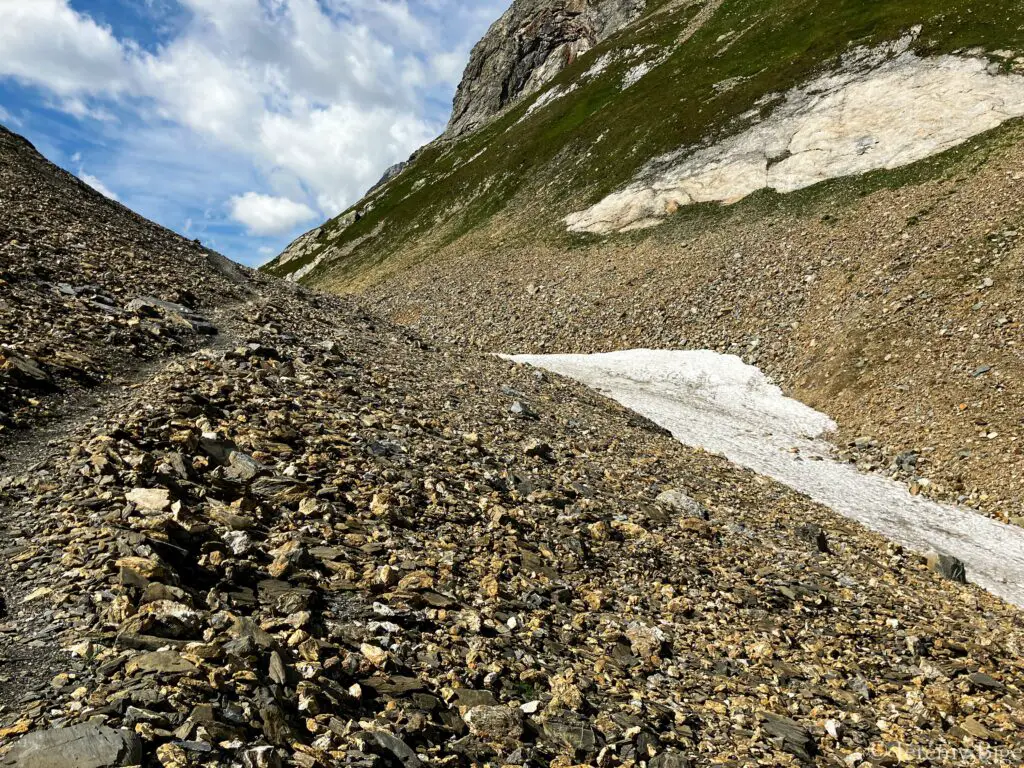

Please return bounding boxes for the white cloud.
[431,50,470,86]
[79,171,120,201]
[0,1,128,96]
[0,0,509,257]
[56,96,118,122]
[229,192,318,236]
[259,103,436,214]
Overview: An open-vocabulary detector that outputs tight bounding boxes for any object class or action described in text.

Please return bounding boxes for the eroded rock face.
[566,39,1024,233]
[446,0,646,136]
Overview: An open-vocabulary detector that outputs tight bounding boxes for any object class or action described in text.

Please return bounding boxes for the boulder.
[655,489,705,518]
[926,551,967,583]
[463,705,523,741]
[1,723,141,768]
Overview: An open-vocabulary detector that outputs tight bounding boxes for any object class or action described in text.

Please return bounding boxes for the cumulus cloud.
[229,192,318,236]
[0,1,128,96]
[79,172,120,201]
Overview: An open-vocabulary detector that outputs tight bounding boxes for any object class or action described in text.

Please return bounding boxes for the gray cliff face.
[266,0,645,277]
[446,0,646,136]
[366,160,409,195]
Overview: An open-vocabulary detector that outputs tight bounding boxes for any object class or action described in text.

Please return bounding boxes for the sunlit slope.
[263,0,1024,287]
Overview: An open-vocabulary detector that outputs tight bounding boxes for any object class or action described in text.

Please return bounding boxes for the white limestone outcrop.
[566,44,1024,234]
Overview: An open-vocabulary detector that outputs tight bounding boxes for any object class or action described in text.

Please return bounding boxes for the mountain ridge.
[446,0,647,137]
[263,0,1024,525]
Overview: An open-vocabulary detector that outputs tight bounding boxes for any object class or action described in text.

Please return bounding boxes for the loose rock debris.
[1,127,1024,768]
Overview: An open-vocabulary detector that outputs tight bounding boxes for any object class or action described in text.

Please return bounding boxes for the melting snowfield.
[508,349,1024,607]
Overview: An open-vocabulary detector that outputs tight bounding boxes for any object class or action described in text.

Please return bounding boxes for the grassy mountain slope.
[264,0,1024,285]
[263,0,1024,523]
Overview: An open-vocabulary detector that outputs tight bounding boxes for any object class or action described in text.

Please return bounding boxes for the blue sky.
[0,0,507,265]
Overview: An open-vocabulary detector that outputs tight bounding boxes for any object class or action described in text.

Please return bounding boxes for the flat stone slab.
[1,723,142,768]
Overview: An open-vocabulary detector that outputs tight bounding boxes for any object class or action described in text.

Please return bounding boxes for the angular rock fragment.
[125,486,172,513]
[759,712,817,762]
[240,746,282,768]
[365,731,422,767]
[119,600,204,639]
[655,488,705,518]
[796,522,830,553]
[124,650,197,675]
[926,551,967,583]
[1,723,142,768]
[541,719,599,753]
[649,752,693,768]
[464,705,524,741]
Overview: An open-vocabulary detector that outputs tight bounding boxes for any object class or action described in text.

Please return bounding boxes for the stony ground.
[0,126,251,442]
[349,122,1024,526]
[2,131,1024,768]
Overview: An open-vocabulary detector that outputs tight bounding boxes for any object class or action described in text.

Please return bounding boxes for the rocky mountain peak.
[446,0,646,136]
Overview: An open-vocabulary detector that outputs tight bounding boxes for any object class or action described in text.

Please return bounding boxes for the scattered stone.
[0,351,51,385]
[125,487,171,514]
[649,752,693,768]
[542,720,599,753]
[655,488,705,518]
[224,450,264,482]
[523,438,553,460]
[509,400,537,419]
[2,119,1024,768]
[796,522,830,553]
[366,730,422,767]
[453,688,498,707]
[961,716,996,739]
[240,747,282,768]
[968,671,1004,691]
[760,712,817,762]
[926,551,967,583]
[124,651,197,676]
[360,643,388,667]
[464,705,523,741]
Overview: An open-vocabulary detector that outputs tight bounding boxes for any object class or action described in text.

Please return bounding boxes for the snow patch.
[566,44,1024,234]
[507,349,1024,607]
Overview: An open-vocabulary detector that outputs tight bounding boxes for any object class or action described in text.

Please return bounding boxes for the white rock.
[567,43,1024,234]
[125,487,171,513]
